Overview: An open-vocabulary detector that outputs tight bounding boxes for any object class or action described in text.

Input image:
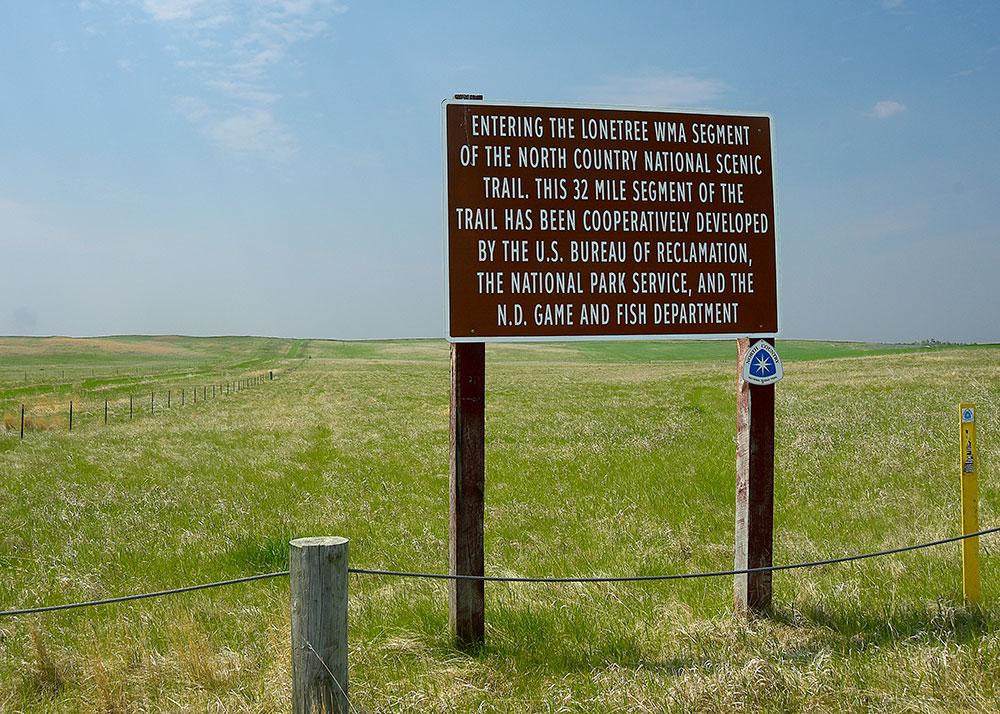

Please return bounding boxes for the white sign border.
[442,97,782,343]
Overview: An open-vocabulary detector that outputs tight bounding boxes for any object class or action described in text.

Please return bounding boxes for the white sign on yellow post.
[959,404,980,606]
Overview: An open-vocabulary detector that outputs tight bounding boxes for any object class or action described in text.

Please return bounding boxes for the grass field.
[0,336,998,712]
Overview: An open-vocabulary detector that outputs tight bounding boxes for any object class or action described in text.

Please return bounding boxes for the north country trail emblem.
[742,341,783,386]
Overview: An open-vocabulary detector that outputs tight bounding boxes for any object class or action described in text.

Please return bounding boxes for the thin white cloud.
[868,100,906,119]
[582,70,727,108]
[205,107,295,160]
[196,13,233,29]
[144,0,208,21]
[175,97,295,161]
[109,0,348,161]
[206,79,279,104]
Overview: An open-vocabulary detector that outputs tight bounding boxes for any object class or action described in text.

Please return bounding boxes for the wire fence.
[1,370,280,438]
[2,524,997,619]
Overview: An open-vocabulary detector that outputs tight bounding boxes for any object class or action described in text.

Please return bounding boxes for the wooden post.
[69,401,73,431]
[449,342,485,645]
[168,391,171,408]
[151,391,154,414]
[290,536,349,714]
[105,399,108,425]
[735,337,775,615]
[21,404,24,439]
[130,395,133,420]
[182,389,185,406]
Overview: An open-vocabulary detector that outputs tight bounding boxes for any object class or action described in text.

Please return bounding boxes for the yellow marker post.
[959,404,980,606]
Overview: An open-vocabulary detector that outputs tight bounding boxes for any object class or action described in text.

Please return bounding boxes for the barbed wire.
[1,525,996,618]
[0,571,289,617]
[1,369,278,433]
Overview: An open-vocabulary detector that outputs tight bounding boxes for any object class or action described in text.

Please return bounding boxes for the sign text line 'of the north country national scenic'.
[443,99,780,342]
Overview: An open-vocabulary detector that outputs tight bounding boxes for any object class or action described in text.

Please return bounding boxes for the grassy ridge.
[0,337,997,712]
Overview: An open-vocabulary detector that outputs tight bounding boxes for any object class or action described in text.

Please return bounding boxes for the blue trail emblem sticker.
[742,341,783,386]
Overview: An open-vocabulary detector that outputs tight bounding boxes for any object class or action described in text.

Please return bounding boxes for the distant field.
[0,336,998,712]
[292,336,975,363]
[0,336,301,430]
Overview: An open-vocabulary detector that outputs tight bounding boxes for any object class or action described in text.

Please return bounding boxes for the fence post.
[734,337,775,616]
[130,395,133,420]
[290,536,349,714]
[105,399,108,425]
[69,401,73,431]
[151,391,154,414]
[21,404,24,439]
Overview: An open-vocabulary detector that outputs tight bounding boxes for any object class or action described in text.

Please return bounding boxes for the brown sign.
[443,99,779,341]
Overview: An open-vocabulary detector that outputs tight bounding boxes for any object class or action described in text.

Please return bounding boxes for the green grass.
[0,336,998,712]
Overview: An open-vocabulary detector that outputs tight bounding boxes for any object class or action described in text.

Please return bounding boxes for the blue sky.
[1,1,997,342]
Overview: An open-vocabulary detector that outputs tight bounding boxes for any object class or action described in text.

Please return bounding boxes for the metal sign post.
[959,404,980,606]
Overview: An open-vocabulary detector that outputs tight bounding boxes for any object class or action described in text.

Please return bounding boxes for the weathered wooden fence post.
[735,337,776,615]
[21,404,24,439]
[69,401,73,431]
[450,342,486,646]
[290,536,349,714]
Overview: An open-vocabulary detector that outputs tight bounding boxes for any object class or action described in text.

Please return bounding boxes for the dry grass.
[0,340,997,712]
[2,413,67,432]
[0,337,187,358]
